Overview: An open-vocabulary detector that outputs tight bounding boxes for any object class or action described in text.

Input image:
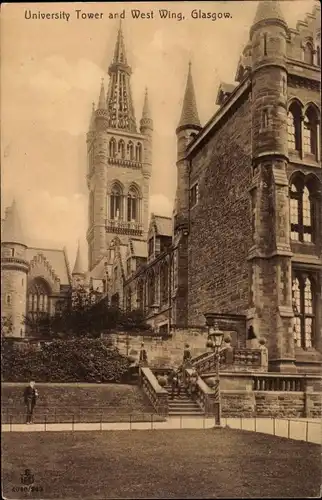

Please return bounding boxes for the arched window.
[118,140,125,159]
[292,273,315,349]
[160,262,169,305]
[89,191,94,225]
[110,184,123,220]
[109,138,116,158]
[287,102,302,152]
[290,178,318,243]
[126,288,132,312]
[127,186,139,222]
[303,107,318,157]
[27,278,51,317]
[127,141,134,161]
[316,45,320,67]
[148,271,155,307]
[303,42,314,65]
[135,143,142,162]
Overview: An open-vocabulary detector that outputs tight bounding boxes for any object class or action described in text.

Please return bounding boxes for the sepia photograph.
[1,0,321,498]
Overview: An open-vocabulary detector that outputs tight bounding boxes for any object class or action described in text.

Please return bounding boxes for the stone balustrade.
[185,368,217,417]
[139,367,168,417]
[253,375,305,392]
[193,342,268,374]
[202,372,321,418]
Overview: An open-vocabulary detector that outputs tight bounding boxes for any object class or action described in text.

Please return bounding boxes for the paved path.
[2,416,321,444]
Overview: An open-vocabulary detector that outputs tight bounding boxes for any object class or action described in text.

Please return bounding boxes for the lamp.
[206,320,224,427]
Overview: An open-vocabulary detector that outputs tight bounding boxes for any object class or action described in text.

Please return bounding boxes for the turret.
[140,88,153,179]
[175,62,202,232]
[250,0,289,162]
[248,2,295,372]
[1,200,29,337]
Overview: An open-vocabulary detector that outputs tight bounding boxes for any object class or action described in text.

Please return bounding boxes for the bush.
[2,338,130,383]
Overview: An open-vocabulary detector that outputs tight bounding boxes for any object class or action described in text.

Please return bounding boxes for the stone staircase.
[164,384,204,416]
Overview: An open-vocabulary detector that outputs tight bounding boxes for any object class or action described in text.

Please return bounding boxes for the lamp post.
[206,322,224,426]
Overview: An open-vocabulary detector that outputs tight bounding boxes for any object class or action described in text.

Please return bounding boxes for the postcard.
[1,1,321,499]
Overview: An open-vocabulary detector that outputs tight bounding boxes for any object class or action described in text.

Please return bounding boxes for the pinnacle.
[177,62,201,131]
[97,79,106,109]
[141,88,152,122]
[2,199,27,246]
[72,240,85,275]
[88,102,95,132]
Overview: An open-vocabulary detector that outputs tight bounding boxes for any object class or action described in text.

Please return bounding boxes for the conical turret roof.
[88,102,95,132]
[140,88,153,131]
[97,79,106,109]
[72,241,85,275]
[177,62,201,131]
[141,88,152,120]
[252,0,286,27]
[2,199,26,246]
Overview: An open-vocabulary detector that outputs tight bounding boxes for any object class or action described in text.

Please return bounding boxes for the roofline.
[28,246,67,253]
[2,240,28,248]
[186,76,251,157]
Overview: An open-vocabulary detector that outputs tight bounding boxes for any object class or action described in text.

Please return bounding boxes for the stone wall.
[221,390,321,419]
[187,89,252,326]
[218,372,322,418]
[110,328,209,367]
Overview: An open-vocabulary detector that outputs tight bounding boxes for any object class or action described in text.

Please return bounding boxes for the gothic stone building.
[123,1,322,374]
[1,201,72,337]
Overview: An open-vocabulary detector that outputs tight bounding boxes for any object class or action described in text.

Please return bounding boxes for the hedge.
[2,338,131,383]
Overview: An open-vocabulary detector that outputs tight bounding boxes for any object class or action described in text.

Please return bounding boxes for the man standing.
[23,381,38,424]
[189,368,198,400]
[139,342,148,365]
[183,344,192,367]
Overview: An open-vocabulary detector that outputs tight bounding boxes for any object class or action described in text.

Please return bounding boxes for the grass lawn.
[2,428,320,499]
[1,383,164,423]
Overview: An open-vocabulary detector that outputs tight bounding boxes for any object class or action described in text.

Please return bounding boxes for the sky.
[1,0,316,268]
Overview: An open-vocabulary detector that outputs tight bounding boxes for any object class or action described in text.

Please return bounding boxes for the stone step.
[168,401,200,409]
[168,410,204,416]
[168,401,199,406]
[169,400,197,405]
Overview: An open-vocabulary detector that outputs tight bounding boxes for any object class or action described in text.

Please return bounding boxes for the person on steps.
[189,369,198,401]
[171,374,178,400]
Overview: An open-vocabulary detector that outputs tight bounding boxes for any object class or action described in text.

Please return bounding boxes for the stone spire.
[112,20,128,66]
[177,62,201,132]
[106,22,137,132]
[97,78,106,109]
[88,102,95,132]
[2,199,26,246]
[251,0,287,34]
[72,241,85,276]
[140,88,153,131]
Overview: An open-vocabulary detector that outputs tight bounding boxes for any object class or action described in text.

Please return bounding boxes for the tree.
[24,287,151,339]
[1,316,13,336]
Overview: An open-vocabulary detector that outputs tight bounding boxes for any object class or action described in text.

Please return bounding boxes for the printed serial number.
[12,486,44,492]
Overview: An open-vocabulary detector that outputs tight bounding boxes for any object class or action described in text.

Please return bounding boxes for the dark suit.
[23,386,38,423]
